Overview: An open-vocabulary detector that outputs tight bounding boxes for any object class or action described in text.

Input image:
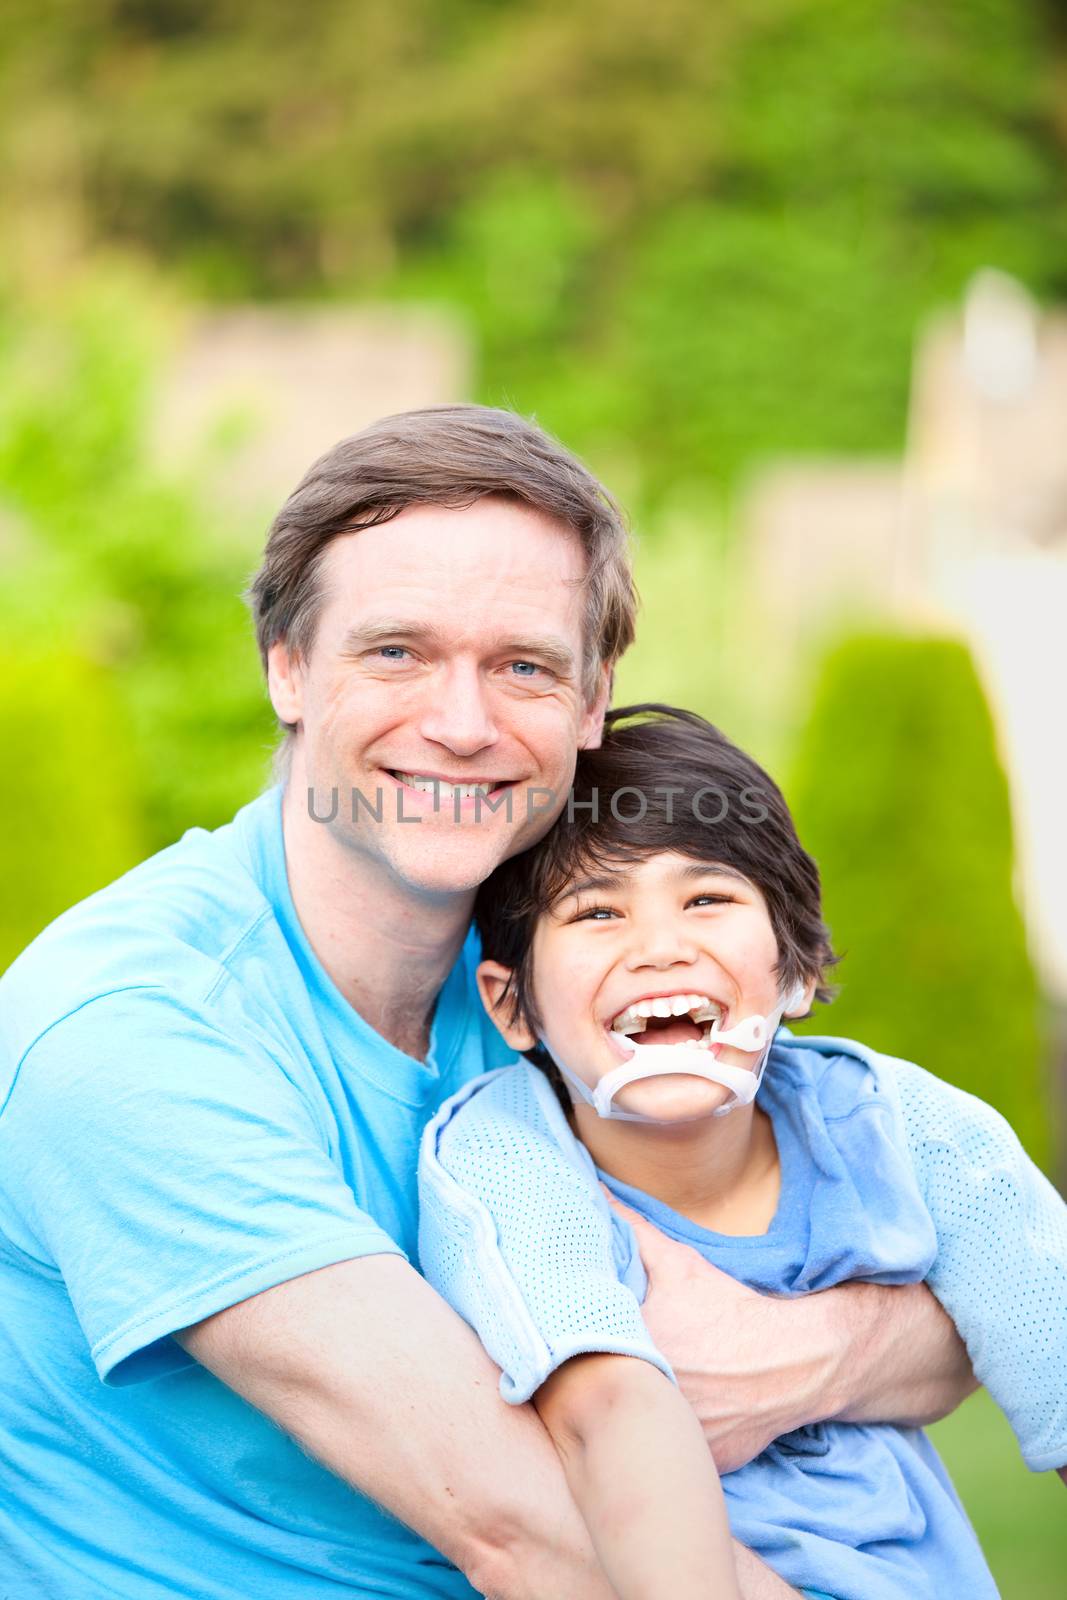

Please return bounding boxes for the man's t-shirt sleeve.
[0,989,403,1386]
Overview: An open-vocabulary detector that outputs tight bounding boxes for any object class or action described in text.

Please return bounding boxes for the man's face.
[268,497,608,898]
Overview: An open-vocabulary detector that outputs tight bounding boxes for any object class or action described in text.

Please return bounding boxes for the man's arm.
[615,1202,975,1473]
[178,1253,618,1600]
[179,1254,802,1600]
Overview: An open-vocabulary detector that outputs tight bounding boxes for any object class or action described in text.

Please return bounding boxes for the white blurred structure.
[744,271,1067,1004]
[153,305,470,530]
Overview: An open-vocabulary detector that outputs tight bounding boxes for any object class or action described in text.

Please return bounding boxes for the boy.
[419,704,1067,1600]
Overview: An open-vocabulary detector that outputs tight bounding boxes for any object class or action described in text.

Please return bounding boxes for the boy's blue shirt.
[0,788,514,1599]
[420,1040,1067,1600]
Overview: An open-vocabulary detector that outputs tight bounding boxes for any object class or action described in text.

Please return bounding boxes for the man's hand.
[613,1200,976,1472]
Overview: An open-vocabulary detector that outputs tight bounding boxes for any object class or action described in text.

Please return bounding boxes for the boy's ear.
[783,977,818,1018]
[476,960,538,1052]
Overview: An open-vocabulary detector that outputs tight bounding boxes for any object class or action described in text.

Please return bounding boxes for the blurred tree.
[788,632,1050,1169]
[2,0,1063,501]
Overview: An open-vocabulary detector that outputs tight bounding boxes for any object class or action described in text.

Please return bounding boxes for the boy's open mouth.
[608,994,726,1050]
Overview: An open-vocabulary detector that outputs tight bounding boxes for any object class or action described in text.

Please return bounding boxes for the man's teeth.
[395,772,492,799]
[610,994,724,1036]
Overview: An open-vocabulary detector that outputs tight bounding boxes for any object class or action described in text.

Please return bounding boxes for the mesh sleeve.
[418,1064,673,1404]
[896,1061,1067,1471]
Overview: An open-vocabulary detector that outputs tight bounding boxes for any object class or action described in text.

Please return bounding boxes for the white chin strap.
[553,984,806,1124]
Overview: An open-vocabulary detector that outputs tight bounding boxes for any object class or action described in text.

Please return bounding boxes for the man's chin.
[378,830,526,900]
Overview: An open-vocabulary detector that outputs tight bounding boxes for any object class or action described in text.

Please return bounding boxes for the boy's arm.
[533,1353,742,1600]
[617,1200,975,1473]
[418,1071,804,1594]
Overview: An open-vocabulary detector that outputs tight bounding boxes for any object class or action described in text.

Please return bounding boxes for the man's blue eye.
[378,647,408,660]
[511,661,540,677]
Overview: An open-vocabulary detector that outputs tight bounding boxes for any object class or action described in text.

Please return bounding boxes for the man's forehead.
[316,505,589,639]
[322,500,587,582]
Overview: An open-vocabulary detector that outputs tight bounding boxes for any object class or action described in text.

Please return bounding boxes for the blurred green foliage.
[0,272,275,915]
[0,652,145,970]
[3,0,1066,498]
[930,1387,1067,1599]
[788,633,1049,1166]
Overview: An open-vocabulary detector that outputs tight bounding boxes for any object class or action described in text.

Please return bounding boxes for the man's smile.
[384,769,519,808]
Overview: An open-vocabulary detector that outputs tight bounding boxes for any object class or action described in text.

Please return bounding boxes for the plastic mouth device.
[552,984,807,1124]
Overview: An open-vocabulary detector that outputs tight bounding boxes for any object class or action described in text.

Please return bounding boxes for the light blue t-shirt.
[420,1041,1067,1599]
[0,788,513,1599]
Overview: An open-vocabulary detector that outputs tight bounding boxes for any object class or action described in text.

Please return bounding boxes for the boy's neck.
[572,1100,782,1237]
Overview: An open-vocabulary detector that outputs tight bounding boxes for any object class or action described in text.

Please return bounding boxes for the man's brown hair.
[247,405,637,719]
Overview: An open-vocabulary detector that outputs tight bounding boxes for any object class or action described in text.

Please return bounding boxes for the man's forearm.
[807,1280,977,1427]
[179,1257,618,1600]
[623,1198,976,1472]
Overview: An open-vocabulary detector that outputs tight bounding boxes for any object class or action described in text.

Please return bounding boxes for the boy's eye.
[571,904,619,922]
[688,893,734,908]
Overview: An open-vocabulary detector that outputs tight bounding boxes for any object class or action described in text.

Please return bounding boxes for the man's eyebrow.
[340,619,441,652]
[340,620,577,675]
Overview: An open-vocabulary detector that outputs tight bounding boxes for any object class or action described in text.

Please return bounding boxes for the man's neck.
[280,781,474,1061]
[573,1100,781,1237]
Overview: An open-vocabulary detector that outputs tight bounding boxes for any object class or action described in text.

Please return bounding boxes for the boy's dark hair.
[474,703,837,1065]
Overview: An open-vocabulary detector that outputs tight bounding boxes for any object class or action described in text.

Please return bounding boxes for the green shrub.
[0,653,144,972]
[788,633,1049,1168]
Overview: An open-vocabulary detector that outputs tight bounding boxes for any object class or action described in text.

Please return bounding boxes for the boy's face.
[480,850,812,1123]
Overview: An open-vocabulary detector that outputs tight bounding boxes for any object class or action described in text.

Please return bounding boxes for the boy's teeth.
[610,993,718,1032]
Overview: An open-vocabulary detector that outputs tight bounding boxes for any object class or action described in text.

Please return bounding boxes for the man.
[0,407,972,1599]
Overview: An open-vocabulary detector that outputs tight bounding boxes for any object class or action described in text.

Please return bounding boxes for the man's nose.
[418,662,498,757]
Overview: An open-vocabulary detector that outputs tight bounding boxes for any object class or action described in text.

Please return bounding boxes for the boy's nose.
[625,930,700,971]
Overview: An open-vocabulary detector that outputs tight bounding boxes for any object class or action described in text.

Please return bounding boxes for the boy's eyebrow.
[340,619,578,676]
[556,861,751,902]
[677,862,751,886]
[556,872,628,900]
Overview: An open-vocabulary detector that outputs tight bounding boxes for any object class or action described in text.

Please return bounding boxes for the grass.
[928,1387,1066,1597]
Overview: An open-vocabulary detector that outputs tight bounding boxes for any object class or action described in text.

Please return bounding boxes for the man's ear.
[267,641,305,728]
[578,666,612,751]
[476,960,538,1052]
